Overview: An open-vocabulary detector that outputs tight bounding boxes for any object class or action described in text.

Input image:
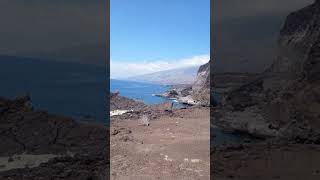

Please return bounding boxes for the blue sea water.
[0,56,183,124]
[0,56,107,123]
[110,79,171,105]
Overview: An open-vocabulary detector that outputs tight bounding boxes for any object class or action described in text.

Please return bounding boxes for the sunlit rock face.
[192,60,210,106]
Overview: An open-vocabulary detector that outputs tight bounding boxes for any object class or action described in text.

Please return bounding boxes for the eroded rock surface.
[192,61,210,106]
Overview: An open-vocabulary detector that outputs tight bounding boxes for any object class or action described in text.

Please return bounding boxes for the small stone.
[120,135,133,142]
[111,129,120,135]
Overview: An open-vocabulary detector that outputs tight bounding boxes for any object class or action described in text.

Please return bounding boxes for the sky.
[110,0,210,79]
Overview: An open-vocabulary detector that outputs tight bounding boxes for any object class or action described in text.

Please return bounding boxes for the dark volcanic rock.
[110,92,147,111]
[0,96,108,179]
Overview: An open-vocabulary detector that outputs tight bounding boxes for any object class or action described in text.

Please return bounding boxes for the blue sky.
[111,0,210,78]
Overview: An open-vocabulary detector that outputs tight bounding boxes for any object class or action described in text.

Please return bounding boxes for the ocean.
[0,56,186,123]
[110,79,188,110]
[110,79,170,105]
[0,56,107,123]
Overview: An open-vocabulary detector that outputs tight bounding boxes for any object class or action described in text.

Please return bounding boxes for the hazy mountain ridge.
[127,66,199,85]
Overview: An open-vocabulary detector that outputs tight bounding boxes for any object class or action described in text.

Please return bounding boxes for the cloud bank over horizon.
[110,54,209,79]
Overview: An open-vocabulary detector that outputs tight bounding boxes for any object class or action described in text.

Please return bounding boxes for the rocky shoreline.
[154,88,199,106]
[110,92,177,120]
[155,61,211,107]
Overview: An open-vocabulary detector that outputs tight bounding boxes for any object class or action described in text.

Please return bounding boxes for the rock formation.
[215,0,320,141]
[156,61,211,106]
[192,61,210,106]
[110,92,146,111]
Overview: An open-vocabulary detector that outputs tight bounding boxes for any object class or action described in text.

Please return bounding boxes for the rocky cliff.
[267,0,320,140]
[192,61,210,106]
[215,0,320,141]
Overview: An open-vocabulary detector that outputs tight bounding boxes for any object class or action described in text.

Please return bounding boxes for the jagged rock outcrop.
[263,0,320,140]
[215,0,320,140]
[192,61,210,106]
[110,92,146,111]
[154,61,211,106]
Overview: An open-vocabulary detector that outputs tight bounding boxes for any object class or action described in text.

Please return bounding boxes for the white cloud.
[111,54,209,79]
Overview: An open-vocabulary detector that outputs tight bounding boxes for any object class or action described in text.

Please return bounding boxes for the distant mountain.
[127,66,200,85]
